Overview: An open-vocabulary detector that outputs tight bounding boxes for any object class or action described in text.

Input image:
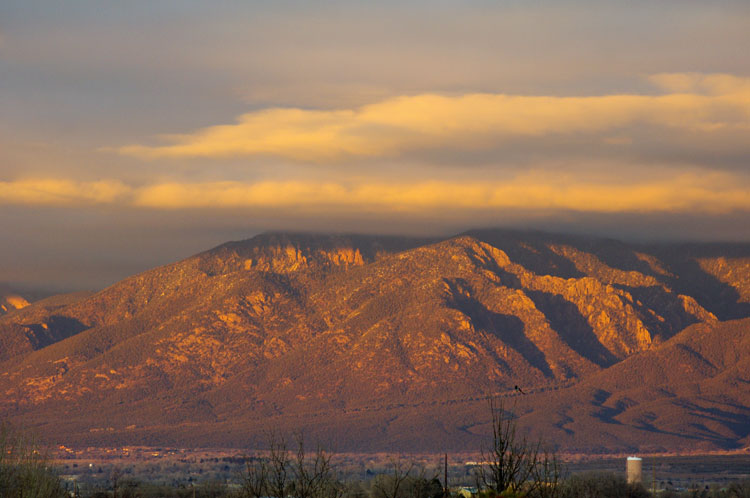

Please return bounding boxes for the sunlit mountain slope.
[1,230,748,452]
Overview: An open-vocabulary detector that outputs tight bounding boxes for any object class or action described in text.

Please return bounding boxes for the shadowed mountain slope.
[0,230,748,452]
[510,317,750,453]
[0,291,92,362]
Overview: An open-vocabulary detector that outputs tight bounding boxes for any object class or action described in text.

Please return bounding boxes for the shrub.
[0,421,67,498]
[726,479,750,498]
[559,471,650,498]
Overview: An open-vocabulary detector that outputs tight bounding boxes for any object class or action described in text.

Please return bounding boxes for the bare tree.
[267,434,291,498]
[372,458,416,498]
[406,467,442,498]
[474,399,561,497]
[241,454,268,498]
[289,433,337,498]
[530,447,560,498]
[241,432,341,498]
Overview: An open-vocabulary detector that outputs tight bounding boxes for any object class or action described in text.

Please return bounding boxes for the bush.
[559,471,650,498]
[370,461,442,498]
[726,479,750,498]
[0,421,67,498]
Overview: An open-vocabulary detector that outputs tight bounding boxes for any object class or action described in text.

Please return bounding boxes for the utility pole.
[444,453,449,498]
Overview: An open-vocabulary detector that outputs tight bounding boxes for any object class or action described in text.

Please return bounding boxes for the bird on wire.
[514,385,526,395]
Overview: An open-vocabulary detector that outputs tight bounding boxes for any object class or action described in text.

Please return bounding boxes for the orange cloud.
[649,73,750,96]
[3,172,746,215]
[117,73,750,162]
[131,172,750,214]
[0,179,130,206]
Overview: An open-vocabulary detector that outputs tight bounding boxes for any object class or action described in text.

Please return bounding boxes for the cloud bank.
[2,172,747,215]
[118,74,750,165]
[8,74,750,219]
[3,3,750,290]
[0,179,130,206]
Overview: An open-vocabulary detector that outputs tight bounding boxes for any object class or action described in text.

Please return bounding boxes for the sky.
[1,1,749,290]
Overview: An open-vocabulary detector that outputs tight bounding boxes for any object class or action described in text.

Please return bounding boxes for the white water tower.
[626,456,642,484]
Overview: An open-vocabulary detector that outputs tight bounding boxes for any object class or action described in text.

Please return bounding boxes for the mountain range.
[0,229,748,453]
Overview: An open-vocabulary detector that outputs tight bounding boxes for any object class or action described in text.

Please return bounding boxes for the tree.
[289,433,340,498]
[241,432,341,498]
[531,447,561,498]
[474,399,560,498]
[370,459,442,498]
[371,459,415,498]
[405,474,443,498]
[241,455,268,498]
[266,434,290,498]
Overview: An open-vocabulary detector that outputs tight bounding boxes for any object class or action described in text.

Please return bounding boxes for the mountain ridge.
[1,229,748,452]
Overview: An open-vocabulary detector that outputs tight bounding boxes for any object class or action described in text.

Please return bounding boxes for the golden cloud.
[0,179,130,206]
[117,73,750,162]
[1,172,748,214]
[131,173,750,213]
[648,73,750,96]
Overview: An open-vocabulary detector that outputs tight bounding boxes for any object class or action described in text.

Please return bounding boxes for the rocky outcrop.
[0,230,748,452]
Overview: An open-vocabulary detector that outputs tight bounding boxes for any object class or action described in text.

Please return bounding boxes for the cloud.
[130,173,750,214]
[648,73,750,96]
[2,172,748,215]
[0,179,130,206]
[117,74,750,163]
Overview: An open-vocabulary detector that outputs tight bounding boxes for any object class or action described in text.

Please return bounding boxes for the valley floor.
[52,446,750,491]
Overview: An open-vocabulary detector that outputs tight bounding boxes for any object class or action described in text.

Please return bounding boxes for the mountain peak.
[196,231,433,275]
[1,230,748,452]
